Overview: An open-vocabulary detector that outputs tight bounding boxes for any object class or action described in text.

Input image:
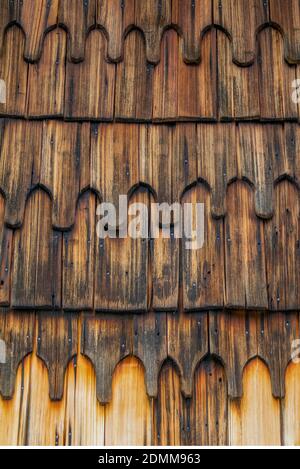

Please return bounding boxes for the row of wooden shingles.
[1,0,300,66]
[0,121,299,312]
[0,309,299,407]
[0,25,300,121]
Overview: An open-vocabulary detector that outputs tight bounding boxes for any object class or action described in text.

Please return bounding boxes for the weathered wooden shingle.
[167,311,208,397]
[58,0,96,62]
[62,191,96,311]
[214,0,269,65]
[90,123,140,222]
[197,123,237,217]
[171,0,212,63]
[270,0,300,63]
[27,28,67,118]
[217,30,260,120]
[209,310,257,398]
[94,190,149,312]
[15,0,59,62]
[257,28,298,120]
[115,30,153,121]
[96,0,135,62]
[225,182,268,309]
[0,309,34,399]
[0,26,28,117]
[182,184,225,310]
[65,29,115,120]
[40,121,90,230]
[37,311,78,400]
[0,119,41,228]
[81,313,133,403]
[135,0,172,64]
[133,311,167,397]
[11,190,62,309]
[0,194,12,306]
[264,180,300,310]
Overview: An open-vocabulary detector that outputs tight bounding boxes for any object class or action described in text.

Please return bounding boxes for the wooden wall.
[0,311,299,446]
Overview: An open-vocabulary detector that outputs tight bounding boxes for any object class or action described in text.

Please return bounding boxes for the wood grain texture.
[133,312,167,397]
[229,358,281,445]
[270,0,300,63]
[217,30,260,120]
[264,180,300,310]
[0,0,18,57]
[258,28,298,120]
[94,189,149,312]
[36,312,78,401]
[0,194,12,306]
[142,125,174,206]
[282,359,300,445]
[115,30,153,121]
[135,0,172,64]
[214,0,269,65]
[22,352,67,445]
[167,311,208,397]
[11,190,62,309]
[96,0,135,62]
[182,184,225,310]
[225,182,268,309]
[0,26,28,116]
[72,352,105,445]
[63,192,96,311]
[189,358,228,445]
[171,0,212,63]
[105,356,152,445]
[65,29,115,120]
[209,311,257,398]
[283,124,300,185]
[0,119,41,228]
[152,230,179,311]
[17,0,59,62]
[152,29,178,120]
[197,123,237,218]
[178,30,217,120]
[237,124,283,219]
[257,311,300,398]
[27,28,66,118]
[90,123,140,223]
[0,310,34,399]
[149,125,186,309]
[81,314,133,403]
[40,121,90,230]
[58,0,95,62]
[154,360,187,445]
[0,358,29,445]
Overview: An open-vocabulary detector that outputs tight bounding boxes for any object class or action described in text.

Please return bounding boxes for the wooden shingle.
[11,190,62,309]
[0,309,34,399]
[270,0,300,63]
[65,29,115,120]
[214,0,269,65]
[135,0,172,64]
[171,0,212,63]
[0,26,28,117]
[225,182,268,309]
[37,311,78,400]
[58,0,96,62]
[27,28,67,118]
[96,0,135,62]
[115,30,153,121]
[40,121,90,230]
[62,191,96,311]
[0,119,41,228]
